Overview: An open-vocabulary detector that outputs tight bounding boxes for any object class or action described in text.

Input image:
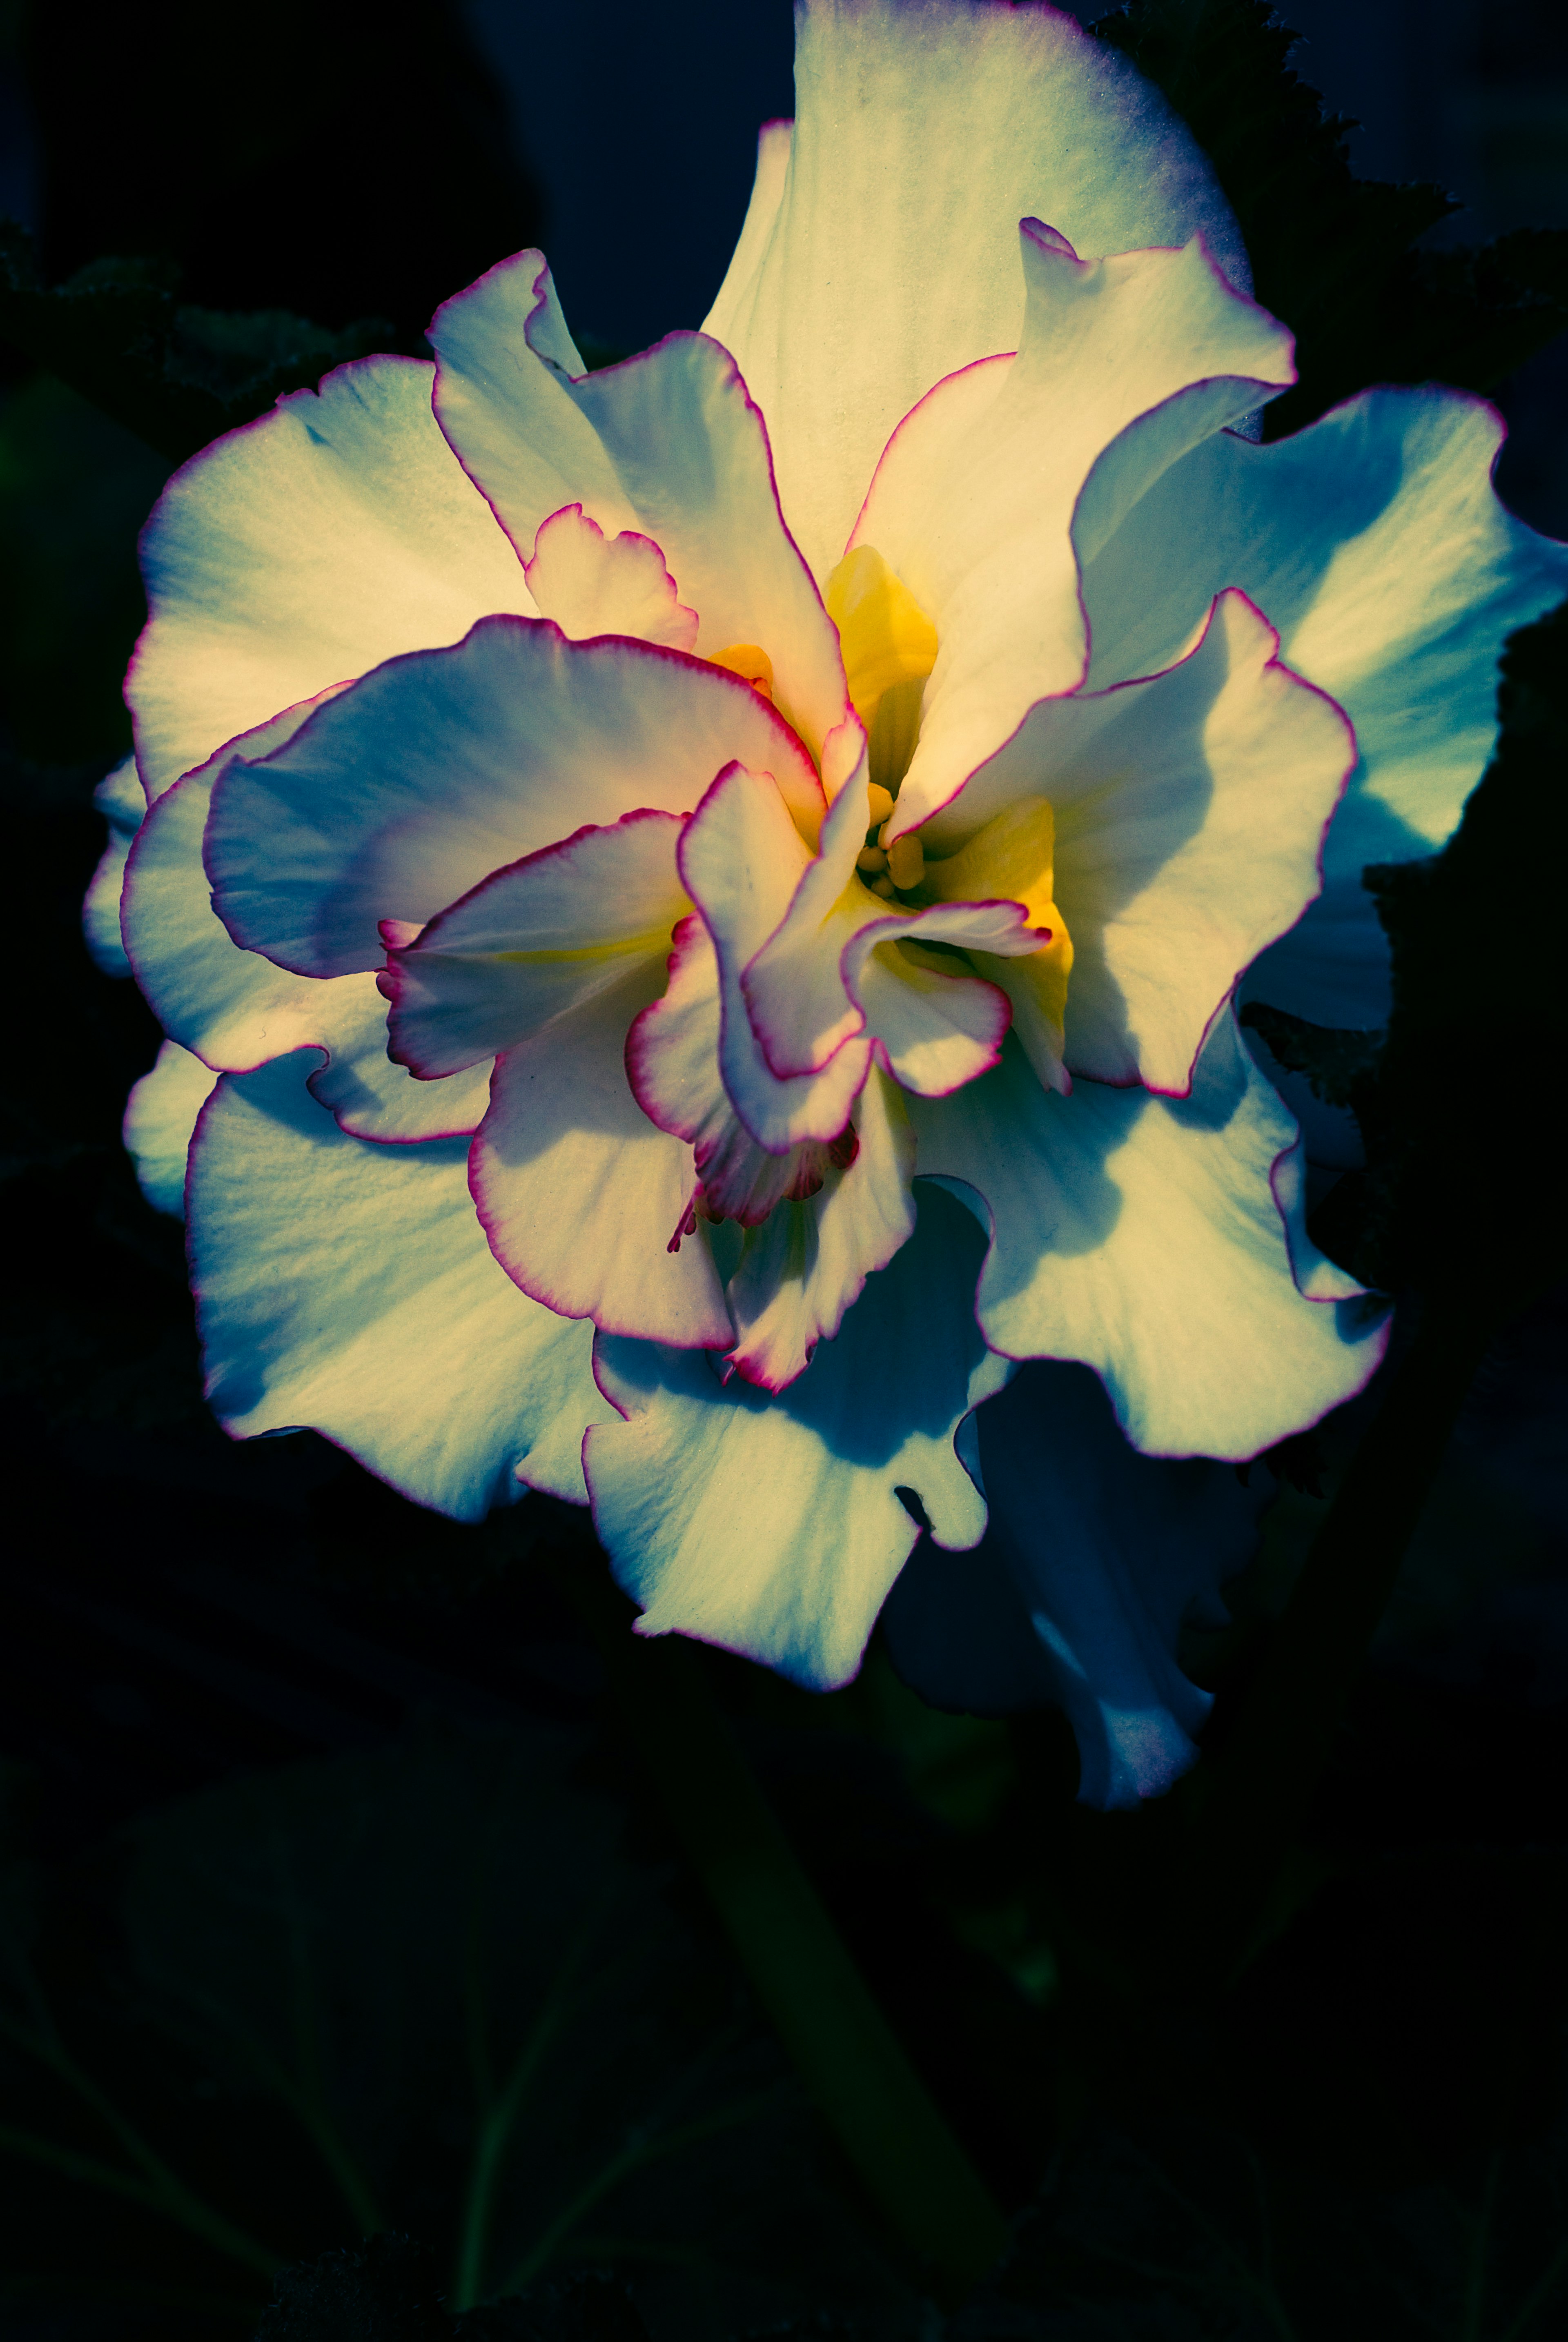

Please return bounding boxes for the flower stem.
[556,1556,1010,2291]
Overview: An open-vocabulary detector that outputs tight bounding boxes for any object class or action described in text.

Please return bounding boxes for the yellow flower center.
[825,545,938,799]
[708,642,775,700]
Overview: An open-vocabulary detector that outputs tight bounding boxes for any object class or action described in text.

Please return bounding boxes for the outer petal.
[205,620,823,980]
[428,254,851,759]
[123,1039,220,1217]
[188,1053,612,1514]
[470,960,733,1352]
[130,356,536,802]
[1082,387,1568,1024]
[860,225,1294,833]
[911,1015,1389,1458]
[881,1360,1269,1808]
[928,589,1355,1093]
[704,0,1250,583]
[724,1065,918,1389]
[586,1182,1010,1688]
[385,810,688,1077]
[82,758,145,977]
[123,694,490,1141]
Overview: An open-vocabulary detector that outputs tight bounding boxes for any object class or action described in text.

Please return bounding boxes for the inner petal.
[922,794,1074,1092]
[526,503,700,651]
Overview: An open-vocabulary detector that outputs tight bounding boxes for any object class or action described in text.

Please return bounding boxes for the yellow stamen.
[884,833,925,892]
[923,797,1060,933]
[709,642,774,699]
[824,545,938,734]
[856,845,888,874]
[870,875,898,900]
[924,795,1074,1053]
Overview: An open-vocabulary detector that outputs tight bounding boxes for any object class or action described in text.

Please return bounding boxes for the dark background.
[3,6,1568,2338]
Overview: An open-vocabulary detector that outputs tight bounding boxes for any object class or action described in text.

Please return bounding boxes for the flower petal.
[705,0,1250,583]
[739,769,1036,1093]
[131,356,536,802]
[860,225,1294,835]
[672,762,873,1151]
[523,503,699,649]
[724,1065,918,1390]
[188,1052,611,1514]
[930,589,1355,1093]
[82,757,145,977]
[205,620,823,979]
[585,1181,1009,1688]
[123,1039,220,1218]
[1082,386,1568,1024]
[911,1014,1388,1458]
[385,809,689,1077]
[626,914,851,1224]
[853,940,1014,1097]
[123,693,490,1141]
[881,1360,1270,1808]
[470,960,733,1351]
[428,253,851,759]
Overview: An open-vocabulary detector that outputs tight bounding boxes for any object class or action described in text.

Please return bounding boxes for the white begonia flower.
[105,0,1568,1805]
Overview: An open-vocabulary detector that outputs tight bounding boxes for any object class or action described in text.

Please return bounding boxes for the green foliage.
[255,2242,651,2341]
[0,221,393,464]
[1243,597,1568,1311]
[1092,0,1568,436]
[0,1725,818,2329]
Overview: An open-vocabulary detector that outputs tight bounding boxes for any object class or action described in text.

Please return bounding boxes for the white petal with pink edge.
[205,621,823,980]
[586,1183,1010,1690]
[928,589,1355,1095]
[471,958,733,1352]
[626,916,861,1226]
[131,356,535,803]
[910,1015,1389,1460]
[523,505,699,649]
[672,764,873,1153]
[123,691,490,1141]
[385,810,689,1078]
[859,225,1294,838]
[1081,385,1568,1026]
[704,0,1250,585]
[738,773,1037,1093]
[428,254,850,759]
[724,1067,918,1391]
[189,1052,612,1514]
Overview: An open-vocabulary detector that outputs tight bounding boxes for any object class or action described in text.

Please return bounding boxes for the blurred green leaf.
[1,220,392,464]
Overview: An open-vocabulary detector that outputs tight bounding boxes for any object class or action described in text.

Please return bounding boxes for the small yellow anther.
[856,845,888,875]
[870,875,898,900]
[709,642,774,699]
[866,782,895,828]
[885,833,925,892]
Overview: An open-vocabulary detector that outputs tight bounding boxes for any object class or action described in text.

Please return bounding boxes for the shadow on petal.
[882,1360,1271,1808]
